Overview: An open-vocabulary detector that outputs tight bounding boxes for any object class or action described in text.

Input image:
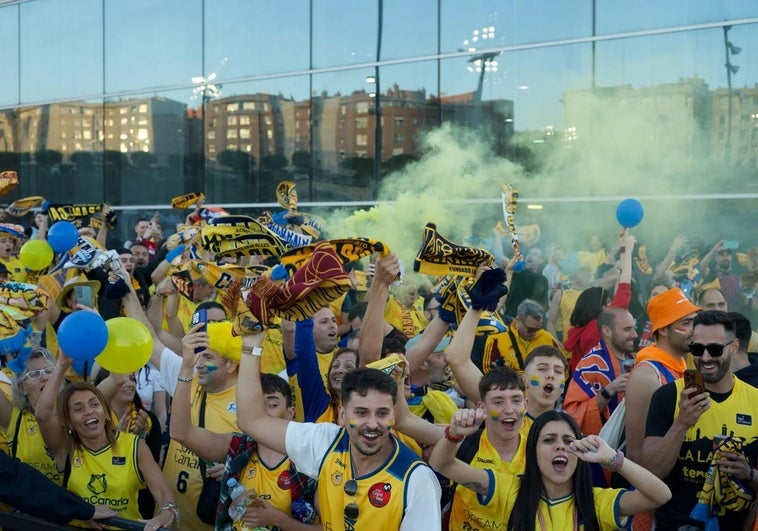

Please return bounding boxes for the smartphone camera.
[684,369,705,395]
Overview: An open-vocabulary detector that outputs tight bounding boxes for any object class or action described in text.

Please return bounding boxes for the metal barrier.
[0,510,169,530]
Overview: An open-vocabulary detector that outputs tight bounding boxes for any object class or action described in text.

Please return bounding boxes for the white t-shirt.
[285,422,442,531]
[136,361,164,411]
[158,347,183,397]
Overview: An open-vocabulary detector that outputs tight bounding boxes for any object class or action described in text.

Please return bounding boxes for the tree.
[263,154,288,171]
[130,151,157,168]
[34,149,62,166]
[70,151,94,167]
[292,150,311,172]
[381,153,417,174]
[341,156,374,178]
[217,149,253,175]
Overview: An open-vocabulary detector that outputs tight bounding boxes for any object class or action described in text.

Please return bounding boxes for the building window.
[355,117,368,128]
[356,133,367,146]
[138,104,147,113]
[394,117,404,127]
[227,116,238,126]
[242,102,256,110]
[227,129,238,139]
[227,103,239,112]
[357,102,369,114]
[240,129,250,139]
[239,116,250,125]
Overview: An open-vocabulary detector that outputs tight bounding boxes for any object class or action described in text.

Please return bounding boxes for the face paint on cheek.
[672,326,689,335]
[385,421,393,431]
[489,410,500,422]
[529,376,540,387]
[203,363,219,372]
[559,382,565,392]
[348,419,358,429]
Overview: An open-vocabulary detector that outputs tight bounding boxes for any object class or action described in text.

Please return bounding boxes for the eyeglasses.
[689,338,735,358]
[22,366,55,381]
[344,479,359,520]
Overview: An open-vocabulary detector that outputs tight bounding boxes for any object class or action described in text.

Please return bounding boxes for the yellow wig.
[207,321,242,363]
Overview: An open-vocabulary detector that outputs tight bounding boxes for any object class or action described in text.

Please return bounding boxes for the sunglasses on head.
[22,366,55,381]
[689,338,735,358]
[344,479,359,520]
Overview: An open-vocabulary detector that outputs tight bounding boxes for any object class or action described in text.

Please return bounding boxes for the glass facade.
[0,0,756,246]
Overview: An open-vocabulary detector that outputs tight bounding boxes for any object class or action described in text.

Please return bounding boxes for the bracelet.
[160,501,179,521]
[177,375,193,382]
[444,425,465,444]
[603,449,625,473]
[599,387,612,400]
[241,346,263,357]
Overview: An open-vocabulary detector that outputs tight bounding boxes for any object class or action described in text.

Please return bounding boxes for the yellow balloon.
[19,240,54,271]
[95,317,153,373]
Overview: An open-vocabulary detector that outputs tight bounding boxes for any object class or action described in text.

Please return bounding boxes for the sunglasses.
[22,366,55,381]
[344,479,359,520]
[689,338,735,358]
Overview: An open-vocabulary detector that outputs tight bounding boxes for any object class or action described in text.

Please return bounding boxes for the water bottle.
[227,478,251,522]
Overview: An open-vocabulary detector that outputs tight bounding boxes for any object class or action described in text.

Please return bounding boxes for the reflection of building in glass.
[563,77,758,169]
[712,85,758,169]
[8,97,187,167]
[563,77,713,163]
[198,87,513,176]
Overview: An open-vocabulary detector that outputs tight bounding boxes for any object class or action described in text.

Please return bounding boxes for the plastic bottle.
[227,478,251,522]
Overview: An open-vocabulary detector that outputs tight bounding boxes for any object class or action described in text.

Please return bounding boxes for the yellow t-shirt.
[456,468,627,531]
[8,408,62,484]
[163,381,238,531]
[237,450,294,528]
[67,432,143,522]
[483,322,562,373]
[449,428,527,530]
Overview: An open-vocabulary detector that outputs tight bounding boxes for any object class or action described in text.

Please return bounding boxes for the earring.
[67,429,73,435]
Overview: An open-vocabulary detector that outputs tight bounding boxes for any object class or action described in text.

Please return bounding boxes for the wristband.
[599,387,612,400]
[241,346,263,357]
[603,449,624,473]
[177,375,193,383]
[444,425,465,444]
[160,501,180,522]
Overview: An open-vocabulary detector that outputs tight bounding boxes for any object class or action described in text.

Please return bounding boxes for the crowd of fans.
[0,192,757,531]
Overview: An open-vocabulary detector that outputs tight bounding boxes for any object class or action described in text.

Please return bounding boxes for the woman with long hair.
[35,354,177,530]
[430,409,670,530]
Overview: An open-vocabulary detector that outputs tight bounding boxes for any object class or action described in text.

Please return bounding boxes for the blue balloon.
[47,221,80,253]
[615,198,644,228]
[58,311,109,361]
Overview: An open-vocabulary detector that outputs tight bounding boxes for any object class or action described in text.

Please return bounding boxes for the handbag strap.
[507,327,525,370]
[197,391,209,478]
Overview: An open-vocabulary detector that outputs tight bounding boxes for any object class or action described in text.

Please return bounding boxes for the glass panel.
[102,89,193,210]
[204,0,309,81]
[313,0,377,68]
[597,0,758,34]
[441,0,592,54]
[14,100,104,203]
[19,0,102,103]
[104,0,201,93]
[0,5,19,106]
[204,76,310,204]
[381,0,438,61]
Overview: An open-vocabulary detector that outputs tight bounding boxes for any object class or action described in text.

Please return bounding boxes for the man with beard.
[700,241,742,311]
[237,337,441,531]
[564,307,638,436]
[642,310,758,530]
[624,288,701,465]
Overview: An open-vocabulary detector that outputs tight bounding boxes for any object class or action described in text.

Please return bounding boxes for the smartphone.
[684,369,705,395]
[723,240,739,250]
[74,285,93,308]
[621,358,635,373]
[190,308,208,354]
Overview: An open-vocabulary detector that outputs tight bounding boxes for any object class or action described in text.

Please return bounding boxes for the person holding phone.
[642,310,758,530]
